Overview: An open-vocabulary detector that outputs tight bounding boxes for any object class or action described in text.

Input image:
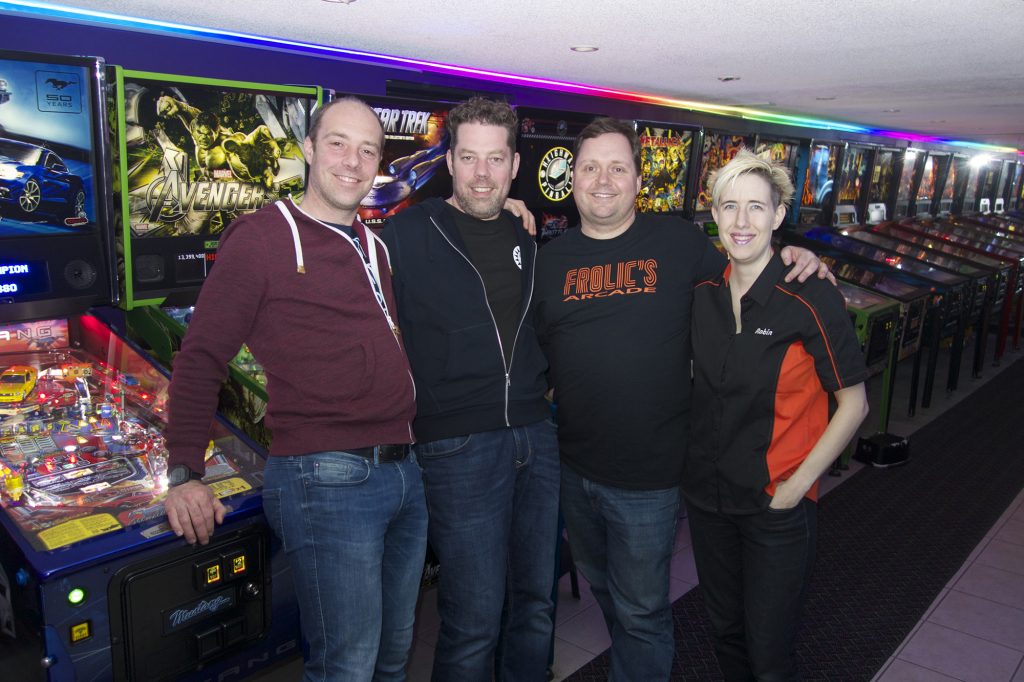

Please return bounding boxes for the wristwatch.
[168,464,204,487]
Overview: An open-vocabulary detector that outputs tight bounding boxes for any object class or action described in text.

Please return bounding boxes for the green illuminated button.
[68,588,86,606]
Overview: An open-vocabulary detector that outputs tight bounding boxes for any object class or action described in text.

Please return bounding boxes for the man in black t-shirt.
[534,118,827,681]
[381,98,559,681]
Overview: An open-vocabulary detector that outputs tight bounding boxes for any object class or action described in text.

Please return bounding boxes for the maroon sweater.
[165,199,416,473]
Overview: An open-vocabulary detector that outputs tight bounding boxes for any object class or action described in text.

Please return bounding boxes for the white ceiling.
[49,0,1024,150]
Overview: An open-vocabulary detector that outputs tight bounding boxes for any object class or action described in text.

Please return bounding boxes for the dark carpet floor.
[565,353,1024,681]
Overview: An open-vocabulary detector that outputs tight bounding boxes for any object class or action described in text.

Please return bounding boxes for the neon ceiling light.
[2,1,1020,156]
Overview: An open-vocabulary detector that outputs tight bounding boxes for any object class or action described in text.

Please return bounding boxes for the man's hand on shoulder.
[780,245,836,285]
[165,481,227,545]
[503,198,537,236]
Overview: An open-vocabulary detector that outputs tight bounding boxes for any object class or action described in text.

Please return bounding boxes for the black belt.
[346,444,411,463]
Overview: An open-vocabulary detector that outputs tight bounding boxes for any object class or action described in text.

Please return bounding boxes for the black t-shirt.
[323,221,363,258]
[448,204,523,364]
[534,213,726,490]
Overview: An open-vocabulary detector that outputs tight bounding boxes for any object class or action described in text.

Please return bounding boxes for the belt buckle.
[377,444,407,462]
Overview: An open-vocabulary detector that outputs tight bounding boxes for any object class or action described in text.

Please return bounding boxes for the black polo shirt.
[683,251,869,514]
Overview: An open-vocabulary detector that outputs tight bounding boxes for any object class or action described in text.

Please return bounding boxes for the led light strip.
[1,0,1020,156]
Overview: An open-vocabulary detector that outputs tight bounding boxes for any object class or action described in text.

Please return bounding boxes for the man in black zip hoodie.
[382,98,559,682]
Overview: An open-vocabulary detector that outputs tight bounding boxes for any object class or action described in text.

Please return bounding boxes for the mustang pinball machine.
[0,52,296,682]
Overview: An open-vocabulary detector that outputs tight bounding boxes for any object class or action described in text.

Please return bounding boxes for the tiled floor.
[254,344,1024,681]
[872,489,1024,682]
[398,513,701,681]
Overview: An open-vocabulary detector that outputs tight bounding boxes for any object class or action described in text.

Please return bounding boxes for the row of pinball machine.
[0,46,1023,681]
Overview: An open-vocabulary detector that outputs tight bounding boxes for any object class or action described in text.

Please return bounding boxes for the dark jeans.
[262,450,428,682]
[415,419,561,682]
[560,465,680,682]
[687,498,817,682]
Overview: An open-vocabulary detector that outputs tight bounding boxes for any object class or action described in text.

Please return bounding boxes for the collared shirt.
[684,251,870,514]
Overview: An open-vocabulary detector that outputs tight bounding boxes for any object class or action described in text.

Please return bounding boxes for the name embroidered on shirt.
[754,328,774,336]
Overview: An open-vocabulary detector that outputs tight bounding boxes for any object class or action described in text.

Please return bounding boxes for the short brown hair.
[574,117,641,175]
[446,97,517,152]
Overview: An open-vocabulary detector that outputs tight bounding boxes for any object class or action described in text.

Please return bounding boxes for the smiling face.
[446,121,519,220]
[301,100,383,224]
[712,172,787,270]
[573,132,642,239]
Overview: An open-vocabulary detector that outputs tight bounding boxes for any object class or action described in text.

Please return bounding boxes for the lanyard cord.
[274,200,400,338]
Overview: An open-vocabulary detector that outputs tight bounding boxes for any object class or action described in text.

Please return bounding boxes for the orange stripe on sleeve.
[774,286,844,389]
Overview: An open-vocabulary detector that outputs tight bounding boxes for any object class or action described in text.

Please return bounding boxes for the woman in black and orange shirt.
[684,150,870,681]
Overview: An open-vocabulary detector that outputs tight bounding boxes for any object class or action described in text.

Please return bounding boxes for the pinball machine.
[0,50,298,682]
[798,227,972,395]
[514,106,595,244]
[778,232,936,415]
[912,215,1024,350]
[109,68,324,450]
[872,221,1019,365]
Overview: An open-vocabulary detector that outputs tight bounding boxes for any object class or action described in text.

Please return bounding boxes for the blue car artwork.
[0,137,87,226]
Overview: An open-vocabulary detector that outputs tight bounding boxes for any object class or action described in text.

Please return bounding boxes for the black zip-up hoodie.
[381,198,550,442]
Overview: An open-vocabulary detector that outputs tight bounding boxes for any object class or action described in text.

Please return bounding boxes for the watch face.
[168,465,190,486]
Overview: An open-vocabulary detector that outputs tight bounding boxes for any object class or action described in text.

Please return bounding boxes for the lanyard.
[275,201,400,340]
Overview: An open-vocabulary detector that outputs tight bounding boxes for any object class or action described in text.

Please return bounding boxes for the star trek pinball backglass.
[358,95,453,231]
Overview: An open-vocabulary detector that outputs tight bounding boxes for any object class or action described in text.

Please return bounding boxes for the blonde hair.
[709,148,795,210]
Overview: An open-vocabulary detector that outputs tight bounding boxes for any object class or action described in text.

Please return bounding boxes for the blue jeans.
[415,419,560,682]
[687,499,817,682]
[559,465,680,682]
[262,450,428,682]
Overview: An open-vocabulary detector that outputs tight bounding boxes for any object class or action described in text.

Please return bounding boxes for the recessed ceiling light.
[815,96,837,101]
[717,76,741,82]
[322,0,356,4]
[883,108,901,113]
[570,45,599,52]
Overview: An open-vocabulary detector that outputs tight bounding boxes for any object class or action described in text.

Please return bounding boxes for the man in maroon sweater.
[162,98,427,681]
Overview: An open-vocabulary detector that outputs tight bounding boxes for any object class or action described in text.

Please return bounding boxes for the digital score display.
[0,260,51,297]
[174,251,212,284]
